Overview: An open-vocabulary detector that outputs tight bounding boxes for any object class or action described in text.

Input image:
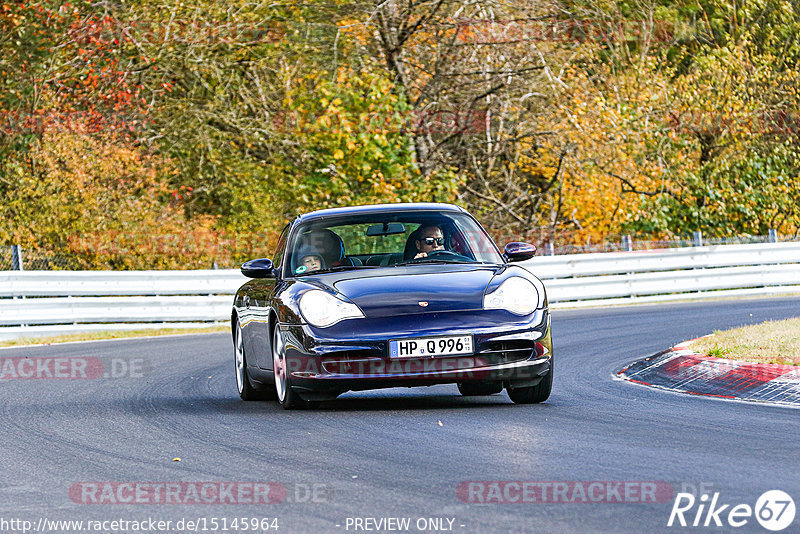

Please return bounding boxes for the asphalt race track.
[1,297,799,533]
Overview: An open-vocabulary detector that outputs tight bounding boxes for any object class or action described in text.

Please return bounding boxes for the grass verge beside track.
[689,317,800,365]
[0,325,229,348]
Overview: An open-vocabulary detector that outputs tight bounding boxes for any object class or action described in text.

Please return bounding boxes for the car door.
[243,225,289,370]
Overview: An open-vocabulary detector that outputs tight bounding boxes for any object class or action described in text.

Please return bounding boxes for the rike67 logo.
[668,490,796,531]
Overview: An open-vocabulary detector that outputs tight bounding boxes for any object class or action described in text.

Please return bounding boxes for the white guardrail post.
[1,241,799,339]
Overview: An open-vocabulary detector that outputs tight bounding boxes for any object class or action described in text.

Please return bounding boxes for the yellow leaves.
[527,59,676,244]
[316,115,331,128]
[335,18,370,47]
[333,148,344,160]
[337,17,361,28]
[0,126,232,269]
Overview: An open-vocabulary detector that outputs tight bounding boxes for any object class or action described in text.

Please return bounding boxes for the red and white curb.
[616,338,800,407]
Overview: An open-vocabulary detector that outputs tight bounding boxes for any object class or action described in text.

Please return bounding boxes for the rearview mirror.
[241,258,276,278]
[503,242,536,262]
[366,222,406,236]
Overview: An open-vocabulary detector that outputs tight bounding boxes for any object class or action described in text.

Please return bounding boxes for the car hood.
[327,265,499,317]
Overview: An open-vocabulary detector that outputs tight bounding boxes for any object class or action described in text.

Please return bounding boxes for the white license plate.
[389,335,473,358]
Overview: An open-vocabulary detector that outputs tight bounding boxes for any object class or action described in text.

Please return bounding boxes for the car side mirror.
[241,258,276,278]
[503,242,536,262]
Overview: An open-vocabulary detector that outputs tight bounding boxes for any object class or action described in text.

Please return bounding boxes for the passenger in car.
[294,244,326,274]
[300,254,323,272]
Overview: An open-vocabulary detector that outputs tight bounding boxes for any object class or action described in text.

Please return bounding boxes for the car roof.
[294,202,467,224]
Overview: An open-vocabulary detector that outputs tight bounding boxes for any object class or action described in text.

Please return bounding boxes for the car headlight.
[299,289,365,327]
[483,276,542,315]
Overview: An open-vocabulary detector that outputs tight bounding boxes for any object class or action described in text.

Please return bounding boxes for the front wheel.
[273,327,316,410]
[507,363,553,404]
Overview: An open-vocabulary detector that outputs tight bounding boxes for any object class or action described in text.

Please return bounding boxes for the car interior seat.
[403,228,422,261]
[367,253,403,266]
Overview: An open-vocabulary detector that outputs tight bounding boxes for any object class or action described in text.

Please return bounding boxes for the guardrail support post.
[692,231,703,247]
[544,242,554,256]
[11,245,23,271]
[768,229,778,243]
[622,235,633,252]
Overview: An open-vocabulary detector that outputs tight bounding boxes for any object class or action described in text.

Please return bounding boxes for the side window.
[272,224,290,273]
[448,224,475,259]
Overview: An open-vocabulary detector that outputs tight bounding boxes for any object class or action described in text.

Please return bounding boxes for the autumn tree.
[0,1,228,268]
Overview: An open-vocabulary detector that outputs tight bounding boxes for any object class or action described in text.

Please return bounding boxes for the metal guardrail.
[0,242,798,339]
[526,242,800,278]
[522,241,800,307]
[0,270,247,297]
[0,270,247,340]
[0,296,235,325]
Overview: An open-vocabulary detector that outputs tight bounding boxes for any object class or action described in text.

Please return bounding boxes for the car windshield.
[287,211,503,275]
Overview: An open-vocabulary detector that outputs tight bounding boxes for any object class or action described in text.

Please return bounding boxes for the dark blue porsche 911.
[232,203,552,409]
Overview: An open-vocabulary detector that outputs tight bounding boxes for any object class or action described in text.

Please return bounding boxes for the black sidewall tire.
[507,360,553,404]
[274,328,317,410]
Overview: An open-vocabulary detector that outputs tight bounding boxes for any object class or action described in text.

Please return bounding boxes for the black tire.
[457,381,503,396]
[234,322,275,401]
[507,363,553,404]
[273,327,317,410]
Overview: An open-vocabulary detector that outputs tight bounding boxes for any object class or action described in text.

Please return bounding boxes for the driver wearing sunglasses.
[413,225,446,259]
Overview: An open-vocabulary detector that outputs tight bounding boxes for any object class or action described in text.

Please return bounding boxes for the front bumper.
[279,308,552,399]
